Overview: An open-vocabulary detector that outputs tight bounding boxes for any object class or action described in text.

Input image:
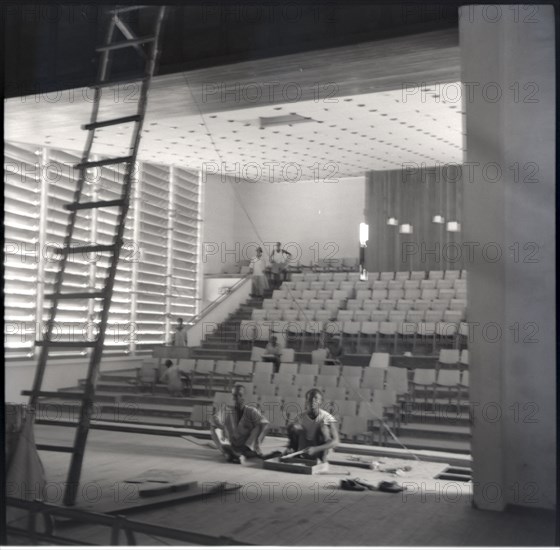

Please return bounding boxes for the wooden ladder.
[28,5,167,506]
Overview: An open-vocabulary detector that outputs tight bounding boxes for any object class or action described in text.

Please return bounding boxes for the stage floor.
[25,424,556,546]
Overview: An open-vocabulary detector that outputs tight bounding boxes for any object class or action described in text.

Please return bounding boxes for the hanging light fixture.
[399,223,413,234]
[433,178,445,224]
[447,221,461,232]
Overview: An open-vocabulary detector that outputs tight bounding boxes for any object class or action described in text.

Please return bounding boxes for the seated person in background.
[286,388,339,462]
[210,384,270,464]
[263,335,283,373]
[160,360,185,397]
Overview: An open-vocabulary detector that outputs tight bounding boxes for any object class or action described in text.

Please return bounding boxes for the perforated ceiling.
[6,81,463,182]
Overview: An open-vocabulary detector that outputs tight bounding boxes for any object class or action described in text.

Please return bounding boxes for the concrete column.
[460,5,555,510]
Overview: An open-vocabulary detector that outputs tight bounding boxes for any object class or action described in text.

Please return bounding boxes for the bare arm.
[307,422,340,456]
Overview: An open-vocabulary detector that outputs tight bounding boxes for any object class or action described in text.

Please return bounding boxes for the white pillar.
[460,5,555,510]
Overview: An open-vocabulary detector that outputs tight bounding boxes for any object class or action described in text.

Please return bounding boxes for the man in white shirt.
[269,242,292,289]
[172,318,188,347]
[286,388,339,462]
[249,247,268,298]
[210,384,270,464]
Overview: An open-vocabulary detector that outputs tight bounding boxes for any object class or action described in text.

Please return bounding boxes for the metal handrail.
[6,497,251,546]
[185,273,251,327]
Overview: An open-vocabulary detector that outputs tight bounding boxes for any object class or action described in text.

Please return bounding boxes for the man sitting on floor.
[286,388,339,462]
[210,384,270,464]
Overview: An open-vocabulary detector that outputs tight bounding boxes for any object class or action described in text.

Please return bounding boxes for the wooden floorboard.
[29,424,556,546]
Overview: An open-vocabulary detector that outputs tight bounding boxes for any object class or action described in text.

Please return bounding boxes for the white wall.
[200,173,238,275]
[232,176,366,266]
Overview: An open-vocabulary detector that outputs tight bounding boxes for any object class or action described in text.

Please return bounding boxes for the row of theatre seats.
[240,319,471,352]
[273,286,467,301]
[290,269,466,283]
[253,305,466,323]
[186,349,469,442]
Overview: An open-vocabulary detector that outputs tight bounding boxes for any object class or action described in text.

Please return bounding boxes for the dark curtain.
[364,165,463,272]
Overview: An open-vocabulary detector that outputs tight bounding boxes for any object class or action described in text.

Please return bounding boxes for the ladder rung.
[90,75,147,89]
[82,115,141,130]
[36,444,75,453]
[108,5,151,14]
[22,390,85,399]
[64,199,125,211]
[44,291,106,300]
[35,341,98,348]
[75,156,134,169]
[53,243,119,255]
[97,36,155,52]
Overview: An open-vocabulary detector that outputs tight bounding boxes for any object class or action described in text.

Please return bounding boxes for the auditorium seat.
[438,348,460,367]
[294,373,315,388]
[283,309,299,322]
[324,281,339,291]
[388,310,406,323]
[436,279,454,290]
[404,288,421,300]
[371,310,388,322]
[353,310,371,322]
[404,279,420,289]
[342,321,361,352]
[310,281,325,291]
[372,289,388,300]
[339,416,370,442]
[411,369,437,402]
[379,299,396,311]
[347,298,363,310]
[233,361,254,378]
[406,310,424,323]
[368,352,390,368]
[267,309,282,322]
[337,310,354,322]
[386,367,409,396]
[372,280,388,290]
[252,309,267,321]
[363,367,386,390]
[314,310,332,323]
[421,288,438,300]
[321,364,341,377]
[380,271,394,281]
[410,271,426,280]
[377,321,397,353]
[298,309,316,321]
[395,271,410,281]
[324,386,347,401]
[363,299,379,311]
[435,370,462,404]
[317,374,338,388]
[413,299,430,311]
[360,321,379,352]
[416,322,436,352]
[445,270,460,280]
[429,270,444,280]
[388,280,404,290]
[388,289,405,300]
[425,310,444,323]
[438,288,455,301]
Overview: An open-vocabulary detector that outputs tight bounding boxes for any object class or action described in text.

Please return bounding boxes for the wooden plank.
[263,457,329,475]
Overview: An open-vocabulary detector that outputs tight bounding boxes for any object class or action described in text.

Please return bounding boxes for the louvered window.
[4,142,201,359]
